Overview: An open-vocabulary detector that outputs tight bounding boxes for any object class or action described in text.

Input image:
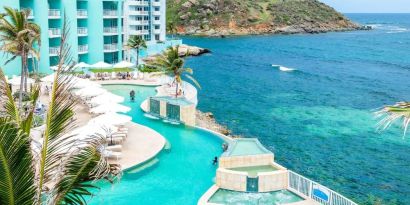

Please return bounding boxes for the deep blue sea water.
[182,14,410,204]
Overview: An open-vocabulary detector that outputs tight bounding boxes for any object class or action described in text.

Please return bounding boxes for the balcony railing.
[48,9,61,18]
[49,47,59,56]
[103,10,118,17]
[129,1,149,6]
[152,1,161,6]
[103,27,118,34]
[153,29,161,34]
[77,27,88,36]
[103,43,118,52]
[77,9,88,18]
[129,10,149,15]
[78,45,88,54]
[130,20,149,25]
[153,20,161,25]
[130,30,149,35]
[49,28,61,38]
[152,11,161,16]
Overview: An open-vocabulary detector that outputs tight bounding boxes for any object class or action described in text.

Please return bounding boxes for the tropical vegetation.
[0,17,120,205]
[125,35,147,67]
[149,46,200,97]
[0,7,41,106]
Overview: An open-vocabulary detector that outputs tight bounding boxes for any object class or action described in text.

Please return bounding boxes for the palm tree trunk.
[23,56,28,92]
[175,79,178,98]
[18,57,25,108]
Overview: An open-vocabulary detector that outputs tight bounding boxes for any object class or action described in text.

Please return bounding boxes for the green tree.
[376,102,410,137]
[150,46,200,97]
[0,17,120,205]
[125,35,147,67]
[167,21,177,40]
[0,7,41,106]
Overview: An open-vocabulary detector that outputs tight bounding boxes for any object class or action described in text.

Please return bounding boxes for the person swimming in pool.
[212,156,218,165]
[130,90,135,102]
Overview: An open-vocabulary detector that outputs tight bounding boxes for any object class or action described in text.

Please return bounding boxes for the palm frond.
[0,69,20,123]
[49,135,120,205]
[0,118,36,205]
[375,102,410,137]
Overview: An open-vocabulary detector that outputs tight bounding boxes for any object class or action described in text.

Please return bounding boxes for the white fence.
[288,171,358,205]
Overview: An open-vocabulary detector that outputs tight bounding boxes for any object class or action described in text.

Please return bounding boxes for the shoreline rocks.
[177,44,211,56]
[196,110,241,139]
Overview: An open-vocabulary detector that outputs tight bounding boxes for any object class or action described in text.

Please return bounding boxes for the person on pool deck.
[222,143,228,152]
[130,90,136,102]
[212,156,218,165]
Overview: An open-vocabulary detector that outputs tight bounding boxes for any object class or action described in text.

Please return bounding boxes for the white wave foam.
[272,64,296,72]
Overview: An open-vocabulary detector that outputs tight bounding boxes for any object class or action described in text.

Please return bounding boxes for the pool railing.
[288,171,358,205]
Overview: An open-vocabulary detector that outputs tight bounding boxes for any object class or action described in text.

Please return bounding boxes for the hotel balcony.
[129,20,149,26]
[77,27,88,36]
[78,45,88,54]
[129,10,149,15]
[103,27,119,35]
[153,20,161,25]
[77,9,88,18]
[129,1,149,6]
[129,30,149,35]
[152,11,161,16]
[48,9,61,19]
[49,28,61,38]
[49,47,59,56]
[152,1,161,7]
[153,29,161,34]
[104,43,119,52]
[103,10,118,18]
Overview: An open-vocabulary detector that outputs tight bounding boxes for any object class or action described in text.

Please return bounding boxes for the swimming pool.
[88,84,224,205]
[208,189,304,205]
[224,138,272,157]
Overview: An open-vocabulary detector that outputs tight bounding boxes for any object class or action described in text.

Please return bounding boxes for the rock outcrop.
[167,0,369,36]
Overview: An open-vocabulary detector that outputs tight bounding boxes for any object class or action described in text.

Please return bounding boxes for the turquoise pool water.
[225,139,271,156]
[89,84,223,205]
[208,189,303,205]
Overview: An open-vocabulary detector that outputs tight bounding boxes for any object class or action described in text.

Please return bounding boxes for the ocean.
[182,14,410,204]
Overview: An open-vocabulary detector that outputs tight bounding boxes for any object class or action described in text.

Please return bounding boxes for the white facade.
[124,0,166,43]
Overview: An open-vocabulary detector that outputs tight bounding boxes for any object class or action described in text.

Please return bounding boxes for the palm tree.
[375,102,410,137]
[0,17,120,205]
[150,46,200,97]
[125,35,147,67]
[0,7,41,106]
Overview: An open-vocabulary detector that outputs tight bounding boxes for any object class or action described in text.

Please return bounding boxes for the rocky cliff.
[167,0,365,36]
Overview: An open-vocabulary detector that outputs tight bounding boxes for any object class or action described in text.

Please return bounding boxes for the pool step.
[127,157,159,174]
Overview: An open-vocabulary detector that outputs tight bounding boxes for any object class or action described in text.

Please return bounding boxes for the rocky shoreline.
[178,25,372,37]
[196,110,241,139]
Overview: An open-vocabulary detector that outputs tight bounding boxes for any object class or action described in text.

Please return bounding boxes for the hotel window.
[155,25,160,29]
[155,17,160,20]
[155,34,159,41]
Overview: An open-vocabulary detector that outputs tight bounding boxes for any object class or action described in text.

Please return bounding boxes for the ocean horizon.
[183,13,410,204]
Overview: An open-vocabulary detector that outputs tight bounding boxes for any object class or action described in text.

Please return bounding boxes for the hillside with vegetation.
[167,0,365,36]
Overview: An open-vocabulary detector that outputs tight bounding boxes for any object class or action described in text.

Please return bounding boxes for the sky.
[319,0,410,13]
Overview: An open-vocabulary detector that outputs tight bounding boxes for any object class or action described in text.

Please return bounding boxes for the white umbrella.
[75,86,106,97]
[91,61,112,69]
[72,78,101,89]
[89,93,124,105]
[89,112,132,126]
[90,103,131,114]
[40,74,56,82]
[113,61,135,68]
[8,76,35,85]
[74,62,91,69]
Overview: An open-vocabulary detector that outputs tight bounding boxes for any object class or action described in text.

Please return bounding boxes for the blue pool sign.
[312,184,330,202]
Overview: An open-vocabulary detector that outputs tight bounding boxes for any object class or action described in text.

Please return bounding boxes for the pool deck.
[40,88,166,171]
